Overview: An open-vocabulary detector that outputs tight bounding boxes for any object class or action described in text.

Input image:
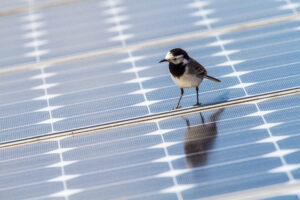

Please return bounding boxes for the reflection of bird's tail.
[204,75,220,82]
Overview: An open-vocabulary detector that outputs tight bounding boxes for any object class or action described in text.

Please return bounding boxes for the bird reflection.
[183,108,224,168]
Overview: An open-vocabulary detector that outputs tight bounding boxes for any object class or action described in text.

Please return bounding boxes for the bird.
[159,48,220,109]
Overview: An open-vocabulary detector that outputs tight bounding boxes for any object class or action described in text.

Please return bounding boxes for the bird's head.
[159,48,190,65]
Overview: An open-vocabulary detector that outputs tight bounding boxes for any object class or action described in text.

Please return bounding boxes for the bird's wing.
[188,58,207,77]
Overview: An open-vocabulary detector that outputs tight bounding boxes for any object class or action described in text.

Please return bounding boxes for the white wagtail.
[159,48,220,109]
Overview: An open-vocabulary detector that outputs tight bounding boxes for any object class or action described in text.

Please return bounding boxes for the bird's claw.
[172,106,181,110]
[193,103,201,107]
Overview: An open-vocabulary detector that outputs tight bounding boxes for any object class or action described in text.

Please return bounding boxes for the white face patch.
[165,52,186,65]
[165,51,174,60]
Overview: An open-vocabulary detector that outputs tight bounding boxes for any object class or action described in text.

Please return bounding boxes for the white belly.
[171,72,203,88]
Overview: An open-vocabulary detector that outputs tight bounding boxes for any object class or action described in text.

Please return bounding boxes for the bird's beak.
[159,59,167,63]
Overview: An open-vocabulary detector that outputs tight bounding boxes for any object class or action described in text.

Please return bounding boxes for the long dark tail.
[204,75,221,82]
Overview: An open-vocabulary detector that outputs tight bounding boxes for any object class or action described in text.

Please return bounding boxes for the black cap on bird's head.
[170,48,190,59]
[159,48,190,64]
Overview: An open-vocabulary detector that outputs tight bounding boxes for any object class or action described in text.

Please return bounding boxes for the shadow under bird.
[159,48,221,109]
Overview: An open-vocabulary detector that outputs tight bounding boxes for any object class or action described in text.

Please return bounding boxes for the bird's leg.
[174,88,184,109]
[194,86,201,106]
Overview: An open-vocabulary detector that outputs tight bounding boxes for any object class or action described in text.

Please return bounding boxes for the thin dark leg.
[175,88,184,109]
[194,87,200,106]
[182,116,190,129]
[200,112,205,124]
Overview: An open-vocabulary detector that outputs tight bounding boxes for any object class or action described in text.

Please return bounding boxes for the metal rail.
[1,87,299,149]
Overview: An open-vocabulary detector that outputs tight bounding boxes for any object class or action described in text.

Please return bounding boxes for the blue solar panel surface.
[263,195,300,200]
[0,0,298,68]
[0,0,300,199]
[1,16,300,142]
[1,94,300,199]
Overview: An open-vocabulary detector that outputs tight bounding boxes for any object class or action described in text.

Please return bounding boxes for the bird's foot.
[172,106,181,110]
[193,103,201,107]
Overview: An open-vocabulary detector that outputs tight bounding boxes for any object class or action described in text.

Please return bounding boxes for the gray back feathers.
[187,58,207,78]
[187,58,221,82]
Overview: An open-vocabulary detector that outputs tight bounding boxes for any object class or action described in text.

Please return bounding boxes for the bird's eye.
[173,58,177,60]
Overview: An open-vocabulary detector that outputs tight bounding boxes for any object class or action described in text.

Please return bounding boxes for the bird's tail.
[204,75,221,82]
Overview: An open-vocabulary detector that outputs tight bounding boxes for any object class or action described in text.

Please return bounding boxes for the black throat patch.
[169,62,186,78]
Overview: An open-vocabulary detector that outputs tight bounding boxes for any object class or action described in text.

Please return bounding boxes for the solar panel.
[1,0,300,199]
[2,19,300,142]
[1,94,300,199]
[263,195,300,200]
